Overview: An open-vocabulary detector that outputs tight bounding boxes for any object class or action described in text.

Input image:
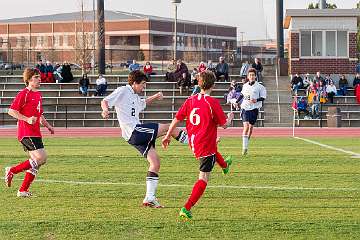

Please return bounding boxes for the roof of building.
[284,9,360,28]
[0,10,235,29]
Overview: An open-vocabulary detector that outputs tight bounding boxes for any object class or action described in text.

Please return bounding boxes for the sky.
[0,0,358,40]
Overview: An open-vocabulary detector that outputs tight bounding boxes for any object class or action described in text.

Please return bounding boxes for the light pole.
[171,0,181,60]
[239,31,244,62]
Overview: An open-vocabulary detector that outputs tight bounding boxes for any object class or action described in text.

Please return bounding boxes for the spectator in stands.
[95,74,107,96]
[318,80,327,104]
[303,73,311,89]
[207,60,216,72]
[191,68,199,86]
[356,63,360,74]
[36,60,47,82]
[60,62,74,83]
[324,74,333,86]
[326,80,337,104]
[198,62,207,73]
[143,61,153,80]
[355,80,360,104]
[165,59,177,81]
[310,93,320,119]
[313,71,325,86]
[45,61,54,83]
[291,73,303,94]
[353,73,360,87]
[225,80,242,110]
[53,63,63,83]
[79,74,90,96]
[338,74,348,96]
[306,81,317,105]
[173,59,191,94]
[240,61,250,78]
[215,56,229,81]
[251,58,263,82]
[297,97,310,117]
[129,60,140,72]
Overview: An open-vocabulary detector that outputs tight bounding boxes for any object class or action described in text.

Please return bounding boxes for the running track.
[1,127,360,138]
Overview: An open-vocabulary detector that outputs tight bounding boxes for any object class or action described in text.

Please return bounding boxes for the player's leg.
[215,151,233,175]
[180,155,215,220]
[242,121,250,155]
[157,123,188,144]
[143,147,163,208]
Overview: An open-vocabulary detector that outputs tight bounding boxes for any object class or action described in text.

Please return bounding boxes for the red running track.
[1,127,360,138]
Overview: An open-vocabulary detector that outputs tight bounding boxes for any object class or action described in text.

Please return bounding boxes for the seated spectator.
[129,60,140,72]
[313,71,325,86]
[326,80,337,104]
[355,81,360,104]
[36,60,47,82]
[356,63,360,74]
[251,58,263,82]
[240,61,250,78]
[338,74,348,96]
[165,59,176,81]
[143,61,153,79]
[198,62,207,73]
[173,59,191,94]
[353,73,360,87]
[191,68,199,86]
[310,93,320,119]
[324,74,333,86]
[206,60,216,72]
[318,81,327,104]
[303,73,311,89]
[79,74,90,96]
[61,62,74,83]
[44,61,54,83]
[297,97,310,117]
[95,74,107,96]
[291,73,303,94]
[225,80,242,110]
[215,56,229,81]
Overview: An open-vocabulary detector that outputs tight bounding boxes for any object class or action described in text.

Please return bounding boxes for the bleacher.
[0,75,265,127]
[294,89,360,127]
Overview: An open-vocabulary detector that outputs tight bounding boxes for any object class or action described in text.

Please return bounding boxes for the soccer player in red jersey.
[162,71,234,220]
[5,68,54,197]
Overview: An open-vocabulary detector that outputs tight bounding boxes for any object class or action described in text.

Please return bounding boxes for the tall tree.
[307,2,337,9]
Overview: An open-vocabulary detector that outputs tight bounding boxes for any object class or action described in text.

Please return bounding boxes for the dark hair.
[198,71,215,90]
[128,70,148,85]
[247,68,257,75]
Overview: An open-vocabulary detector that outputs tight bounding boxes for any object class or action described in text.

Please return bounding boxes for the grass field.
[0,137,359,240]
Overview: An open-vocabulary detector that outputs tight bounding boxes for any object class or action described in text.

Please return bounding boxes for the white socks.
[145,176,159,201]
[242,135,249,151]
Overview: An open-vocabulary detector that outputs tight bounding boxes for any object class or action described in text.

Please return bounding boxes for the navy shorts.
[241,108,259,125]
[21,137,44,152]
[128,123,159,157]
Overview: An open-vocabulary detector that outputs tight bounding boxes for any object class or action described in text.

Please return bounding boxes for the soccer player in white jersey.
[240,68,266,155]
[101,70,188,208]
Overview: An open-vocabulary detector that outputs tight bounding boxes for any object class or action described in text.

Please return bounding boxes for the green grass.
[0,137,359,240]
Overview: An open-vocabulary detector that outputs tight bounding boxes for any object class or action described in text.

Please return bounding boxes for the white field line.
[294,136,360,157]
[6,178,359,192]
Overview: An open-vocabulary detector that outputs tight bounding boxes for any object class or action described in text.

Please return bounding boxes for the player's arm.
[220,112,234,129]
[145,92,163,105]
[101,99,110,119]
[162,117,181,149]
[8,109,37,125]
[40,115,54,134]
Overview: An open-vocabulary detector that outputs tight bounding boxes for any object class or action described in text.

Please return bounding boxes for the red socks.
[215,152,227,169]
[19,171,36,192]
[10,160,31,174]
[184,179,207,211]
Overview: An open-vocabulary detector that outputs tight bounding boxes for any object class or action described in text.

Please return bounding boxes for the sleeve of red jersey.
[9,90,26,111]
[175,99,188,121]
[212,98,227,126]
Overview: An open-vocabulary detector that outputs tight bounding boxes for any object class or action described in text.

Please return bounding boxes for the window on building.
[337,31,347,57]
[326,31,336,56]
[63,35,68,46]
[300,30,348,58]
[0,37,2,48]
[37,36,43,47]
[300,31,311,56]
[54,35,60,47]
[312,31,322,56]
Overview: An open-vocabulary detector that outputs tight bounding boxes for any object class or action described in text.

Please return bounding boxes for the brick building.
[284,9,360,75]
[0,11,237,64]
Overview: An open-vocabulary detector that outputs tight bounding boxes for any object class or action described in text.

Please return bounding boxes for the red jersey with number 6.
[176,93,227,158]
[9,88,43,141]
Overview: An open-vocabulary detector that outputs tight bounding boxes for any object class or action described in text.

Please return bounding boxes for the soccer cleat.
[242,149,248,156]
[4,167,14,188]
[222,156,233,175]
[142,198,164,208]
[17,191,33,198]
[179,207,192,221]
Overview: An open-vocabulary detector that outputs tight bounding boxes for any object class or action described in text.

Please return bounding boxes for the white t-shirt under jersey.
[104,85,146,141]
[241,81,267,111]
